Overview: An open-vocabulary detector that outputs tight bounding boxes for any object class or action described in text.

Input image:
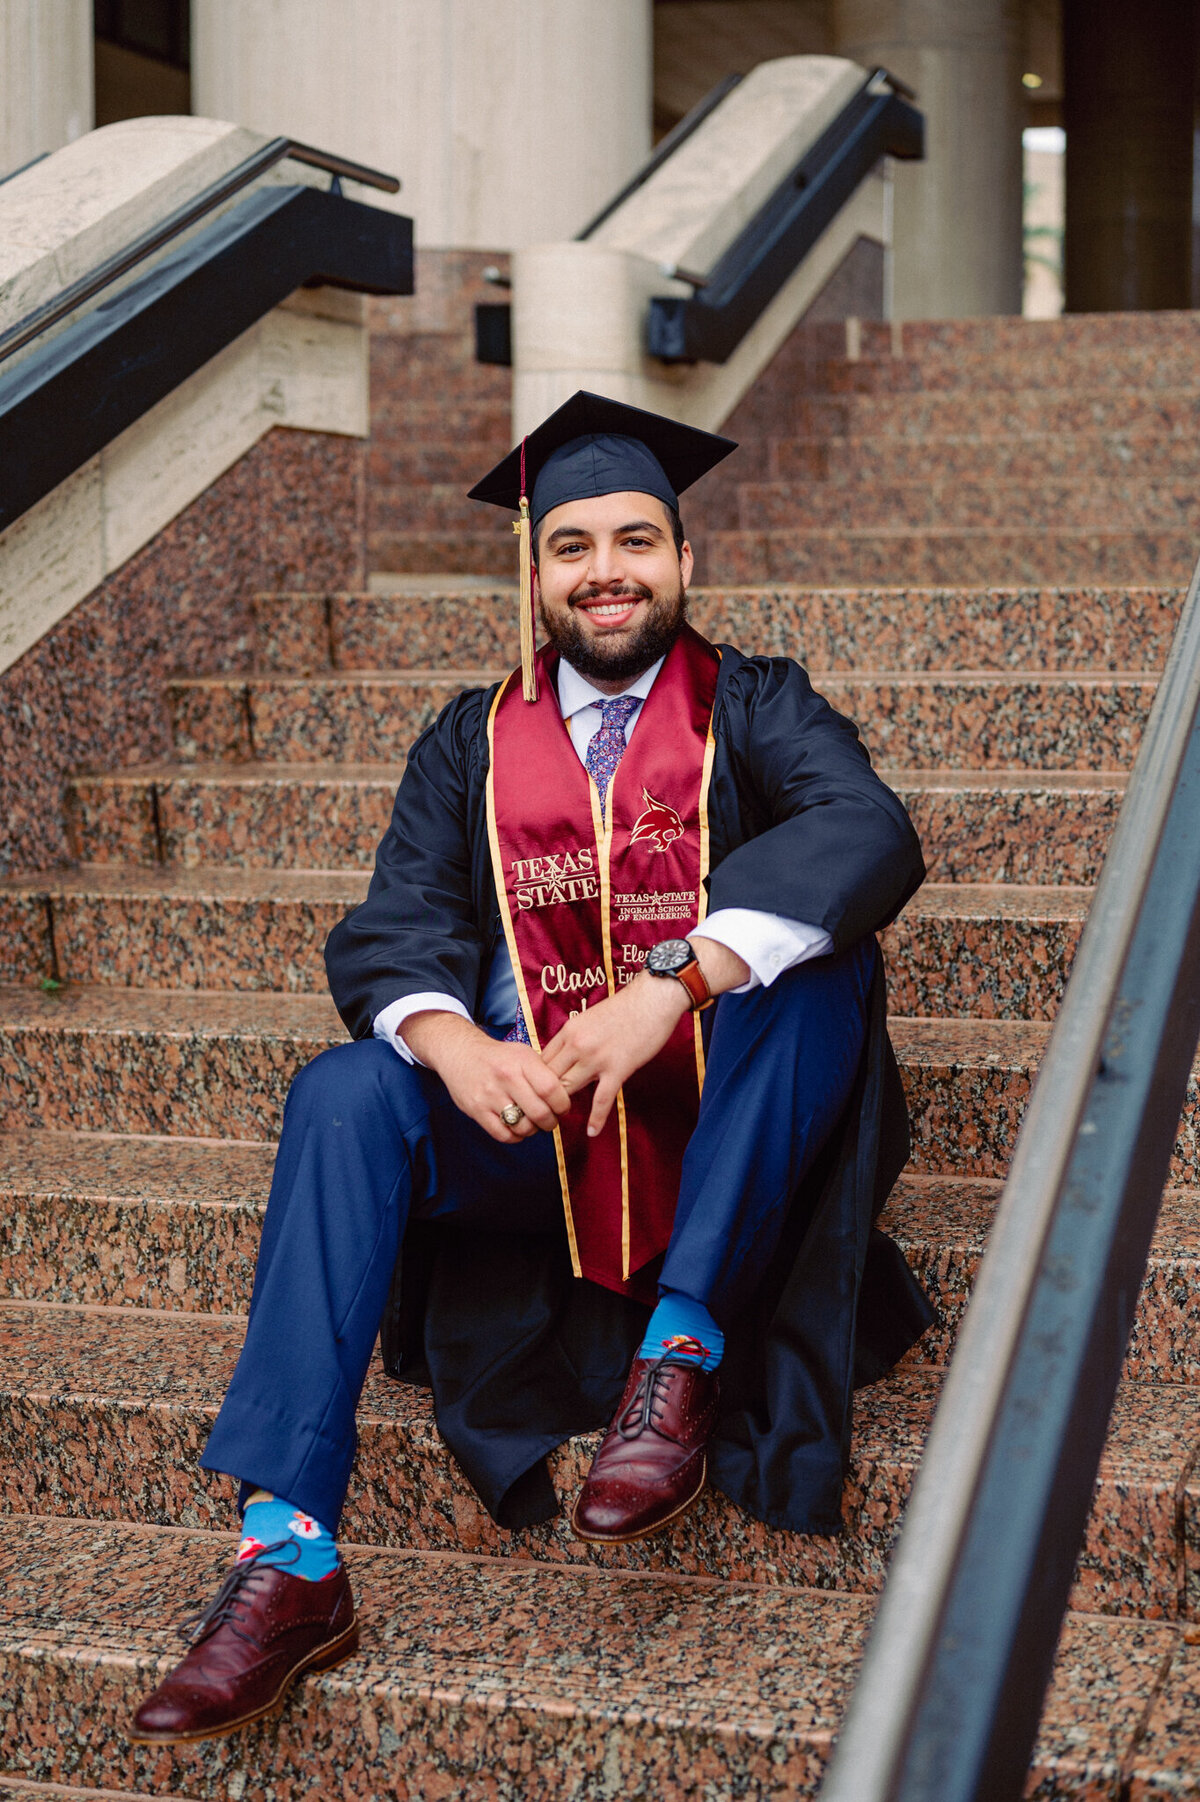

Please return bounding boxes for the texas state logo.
[629,787,685,853]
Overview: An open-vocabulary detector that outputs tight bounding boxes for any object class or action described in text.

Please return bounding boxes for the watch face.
[646,937,693,975]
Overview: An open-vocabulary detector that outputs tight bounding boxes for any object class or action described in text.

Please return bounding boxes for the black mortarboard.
[468,391,737,701]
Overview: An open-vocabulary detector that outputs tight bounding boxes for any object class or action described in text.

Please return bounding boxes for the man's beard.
[538,581,689,684]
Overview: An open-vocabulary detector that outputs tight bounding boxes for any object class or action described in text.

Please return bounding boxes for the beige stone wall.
[0,0,93,173]
[192,0,653,249]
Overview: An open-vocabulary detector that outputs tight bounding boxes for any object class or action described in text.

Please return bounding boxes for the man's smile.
[575,596,644,628]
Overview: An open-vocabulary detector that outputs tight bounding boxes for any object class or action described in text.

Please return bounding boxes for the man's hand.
[541,936,750,1139]
[400,1012,572,1144]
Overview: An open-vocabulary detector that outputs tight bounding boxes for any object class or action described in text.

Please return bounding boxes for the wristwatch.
[645,937,714,1011]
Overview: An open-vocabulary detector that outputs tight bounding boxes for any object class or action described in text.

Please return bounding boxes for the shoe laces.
[179,1539,299,1647]
[616,1352,700,1441]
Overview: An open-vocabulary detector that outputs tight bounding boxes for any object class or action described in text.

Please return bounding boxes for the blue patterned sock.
[237,1491,341,1581]
[638,1290,724,1371]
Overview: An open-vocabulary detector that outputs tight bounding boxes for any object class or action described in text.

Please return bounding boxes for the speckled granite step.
[62,764,1127,882]
[65,764,402,869]
[0,1133,268,1314]
[0,867,367,992]
[1,1515,1181,1801]
[1,1304,1197,1618]
[0,1779,175,1800]
[703,527,1197,589]
[368,528,519,577]
[253,584,1183,675]
[771,430,1200,487]
[2,1139,1198,1388]
[740,477,1200,534]
[8,989,1193,1165]
[882,881,1090,1020]
[0,987,342,1139]
[166,668,1158,772]
[0,870,1082,1019]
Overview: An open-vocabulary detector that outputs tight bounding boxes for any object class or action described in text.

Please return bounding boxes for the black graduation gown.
[325,643,935,1536]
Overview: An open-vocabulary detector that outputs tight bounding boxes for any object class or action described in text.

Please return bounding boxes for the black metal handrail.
[820,549,1200,1800]
[647,68,922,363]
[0,135,400,367]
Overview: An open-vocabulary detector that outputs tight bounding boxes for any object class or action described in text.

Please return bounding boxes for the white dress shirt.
[375,657,833,1063]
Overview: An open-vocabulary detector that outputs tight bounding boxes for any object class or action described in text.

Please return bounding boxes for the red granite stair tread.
[321,584,1183,675]
[739,478,1200,532]
[0,868,367,903]
[0,1131,274,1204]
[2,1304,1189,1614]
[772,431,1200,485]
[0,1780,177,1800]
[167,670,1158,771]
[703,529,1197,589]
[71,761,406,787]
[0,1518,1175,1800]
[898,881,1092,921]
[0,985,342,1037]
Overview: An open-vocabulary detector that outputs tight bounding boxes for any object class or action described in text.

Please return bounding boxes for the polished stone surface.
[0,1516,1182,1799]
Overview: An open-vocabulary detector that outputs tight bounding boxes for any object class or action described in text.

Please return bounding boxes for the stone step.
[702,527,1197,589]
[790,344,1200,398]
[0,1516,1173,1801]
[2,1303,1198,1618]
[0,986,341,1139]
[890,1175,1200,1388]
[5,1137,1195,1389]
[0,1132,269,1314]
[367,438,510,487]
[0,869,1083,1021]
[367,528,519,576]
[738,387,1200,444]
[63,763,1127,881]
[882,882,1089,1020]
[0,867,367,992]
[65,763,402,869]
[254,584,1184,676]
[771,430,1200,487]
[738,478,1200,534]
[5,991,1199,1185]
[165,668,1158,771]
[0,1781,168,1801]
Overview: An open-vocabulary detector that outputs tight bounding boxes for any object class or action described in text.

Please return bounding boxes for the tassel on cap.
[513,438,538,702]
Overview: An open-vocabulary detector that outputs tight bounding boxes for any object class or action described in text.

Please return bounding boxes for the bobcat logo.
[629,788,685,854]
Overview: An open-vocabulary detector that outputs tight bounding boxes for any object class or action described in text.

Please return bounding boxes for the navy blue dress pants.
[201,939,877,1530]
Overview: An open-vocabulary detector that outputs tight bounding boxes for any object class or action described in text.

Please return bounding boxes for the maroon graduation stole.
[486,625,720,1300]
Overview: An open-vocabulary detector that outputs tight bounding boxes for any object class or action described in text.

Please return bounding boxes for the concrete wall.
[0,0,93,174]
[192,0,653,249]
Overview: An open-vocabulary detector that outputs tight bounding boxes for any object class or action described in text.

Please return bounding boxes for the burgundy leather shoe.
[571,1353,720,1543]
[127,1552,358,1744]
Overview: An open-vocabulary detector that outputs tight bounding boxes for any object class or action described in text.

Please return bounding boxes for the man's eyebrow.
[545,517,666,546]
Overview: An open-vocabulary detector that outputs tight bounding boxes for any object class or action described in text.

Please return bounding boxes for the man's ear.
[679,539,695,589]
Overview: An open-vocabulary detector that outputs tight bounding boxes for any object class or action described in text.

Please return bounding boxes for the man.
[130,392,931,1746]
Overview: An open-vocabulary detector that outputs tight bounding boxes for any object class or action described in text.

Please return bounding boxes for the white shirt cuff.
[690,909,834,992]
[373,993,472,1066]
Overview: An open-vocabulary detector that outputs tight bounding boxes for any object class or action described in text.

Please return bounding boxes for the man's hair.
[532,502,686,567]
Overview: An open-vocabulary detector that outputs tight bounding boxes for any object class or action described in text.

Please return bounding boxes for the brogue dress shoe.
[572,1353,719,1543]
[128,1547,359,1744]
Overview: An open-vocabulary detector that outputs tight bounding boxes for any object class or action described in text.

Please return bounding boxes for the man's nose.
[585,542,628,587]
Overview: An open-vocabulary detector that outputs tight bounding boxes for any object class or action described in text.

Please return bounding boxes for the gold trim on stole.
[485,677,582,1277]
[691,697,720,1092]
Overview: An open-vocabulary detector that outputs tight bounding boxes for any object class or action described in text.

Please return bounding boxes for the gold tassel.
[514,494,538,702]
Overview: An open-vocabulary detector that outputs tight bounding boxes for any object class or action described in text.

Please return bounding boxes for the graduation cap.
[468,391,737,701]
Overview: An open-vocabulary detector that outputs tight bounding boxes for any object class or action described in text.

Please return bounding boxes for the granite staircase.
[1,294,1200,1798]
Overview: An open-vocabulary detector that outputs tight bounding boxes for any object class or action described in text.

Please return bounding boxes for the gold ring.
[500,1102,525,1128]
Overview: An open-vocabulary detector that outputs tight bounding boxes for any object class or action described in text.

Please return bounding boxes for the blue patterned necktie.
[585,694,641,819]
[505,692,642,1046]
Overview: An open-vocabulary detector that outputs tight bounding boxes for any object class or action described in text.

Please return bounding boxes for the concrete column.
[833,0,1023,318]
[1063,0,1197,313]
[0,0,93,175]
[192,0,652,249]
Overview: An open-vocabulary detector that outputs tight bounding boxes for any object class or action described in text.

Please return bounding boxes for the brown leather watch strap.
[676,956,715,1011]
